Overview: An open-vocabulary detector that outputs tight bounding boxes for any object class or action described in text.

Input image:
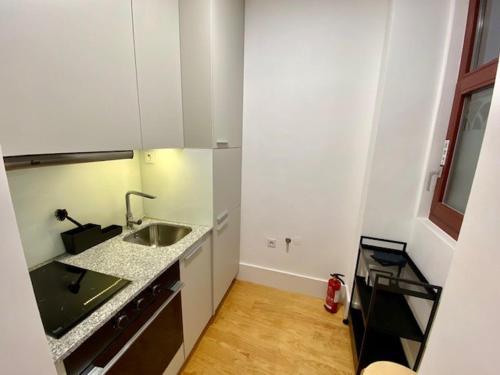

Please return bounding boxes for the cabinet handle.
[183,243,203,262]
[216,210,229,231]
[216,210,229,224]
[217,218,229,231]
[216,140,229,147]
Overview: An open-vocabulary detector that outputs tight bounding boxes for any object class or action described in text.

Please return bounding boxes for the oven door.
[91,282,184,375]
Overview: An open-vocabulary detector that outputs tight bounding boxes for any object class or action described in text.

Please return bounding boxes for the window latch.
[427,140,450,192]
[427,170,441,191]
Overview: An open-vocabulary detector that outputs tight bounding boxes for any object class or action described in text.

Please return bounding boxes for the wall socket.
[266,238,277,248]
[144,151,154,164]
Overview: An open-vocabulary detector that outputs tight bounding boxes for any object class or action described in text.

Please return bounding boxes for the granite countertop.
[48,218,212,363]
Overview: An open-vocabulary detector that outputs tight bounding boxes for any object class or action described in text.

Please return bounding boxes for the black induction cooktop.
[29,261,130,339]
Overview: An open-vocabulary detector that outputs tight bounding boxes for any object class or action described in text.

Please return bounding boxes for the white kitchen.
[0,1,499,374]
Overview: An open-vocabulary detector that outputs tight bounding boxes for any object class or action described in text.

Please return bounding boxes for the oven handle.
[91,281,184,374]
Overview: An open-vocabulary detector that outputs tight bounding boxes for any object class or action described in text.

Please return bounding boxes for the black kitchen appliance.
[63,261,183,375]
[55,209,123,255]
[29,261,130,338]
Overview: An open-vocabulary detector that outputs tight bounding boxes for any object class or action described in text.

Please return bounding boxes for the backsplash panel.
[7,155,144,268]
[140,149,213,226]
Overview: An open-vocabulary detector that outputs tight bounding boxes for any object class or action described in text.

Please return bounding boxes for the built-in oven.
[63,261,183,375]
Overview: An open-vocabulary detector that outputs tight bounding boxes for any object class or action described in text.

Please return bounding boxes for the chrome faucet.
[125,191,156,229]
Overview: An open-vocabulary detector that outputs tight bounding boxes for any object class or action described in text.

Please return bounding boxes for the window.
[430,0,499,239]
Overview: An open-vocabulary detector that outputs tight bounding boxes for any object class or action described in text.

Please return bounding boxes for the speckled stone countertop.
[48,218,211,363]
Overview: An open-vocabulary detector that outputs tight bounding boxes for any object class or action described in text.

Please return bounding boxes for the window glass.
[443,87,493,213]
[470,0,500,70]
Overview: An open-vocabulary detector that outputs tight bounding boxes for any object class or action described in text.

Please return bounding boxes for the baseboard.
[237,262,328,298]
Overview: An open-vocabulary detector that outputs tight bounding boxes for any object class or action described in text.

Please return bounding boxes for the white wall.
[362,0,452,242]
[0,149,55,375]
[357,1,467,365]
[419,62,500,375]
[240,0,389,288]
[140,149,213,226]
[359,0,470,288]
[357,1,500,370]
[408,0,470,286]
[7,155,144,268]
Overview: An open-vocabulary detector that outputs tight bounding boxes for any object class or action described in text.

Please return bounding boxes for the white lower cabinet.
[180,236,213,356]
[213,206,241,311]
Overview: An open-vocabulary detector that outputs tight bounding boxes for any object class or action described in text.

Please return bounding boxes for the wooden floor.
[181,280,354,375]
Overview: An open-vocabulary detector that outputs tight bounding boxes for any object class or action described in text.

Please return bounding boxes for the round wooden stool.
[363,362,416,375]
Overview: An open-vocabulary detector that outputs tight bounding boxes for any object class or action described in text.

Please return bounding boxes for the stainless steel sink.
[123,223,192,247]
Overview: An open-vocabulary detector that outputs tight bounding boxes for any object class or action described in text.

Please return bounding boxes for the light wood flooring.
[181,280,354,375]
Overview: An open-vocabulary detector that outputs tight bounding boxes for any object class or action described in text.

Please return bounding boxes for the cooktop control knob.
[135,297,146,311]
[115,314,129,330]
[152,284,162,296]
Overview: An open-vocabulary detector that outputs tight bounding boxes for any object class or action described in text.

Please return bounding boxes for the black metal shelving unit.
[347,236,442,374]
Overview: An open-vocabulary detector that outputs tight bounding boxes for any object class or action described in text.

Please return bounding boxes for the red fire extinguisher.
[324,273,345,313]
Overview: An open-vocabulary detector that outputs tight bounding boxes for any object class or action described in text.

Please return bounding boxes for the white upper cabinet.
[0,0,142,156]
[178,0,212,148]
[179,0,244,149]
[132,0,184,149]
[211,0,245,149]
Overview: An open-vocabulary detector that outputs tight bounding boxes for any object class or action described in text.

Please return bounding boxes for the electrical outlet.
[266,238,277,248]
[144,151,154,164]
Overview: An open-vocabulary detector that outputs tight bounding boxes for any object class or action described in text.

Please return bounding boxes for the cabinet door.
[213,206,240,310]
[180,0,244,149]
[211,0,244,148]
[133,0,184,149]
[179,0,212,148]
[180,237,213,355]
[213,148,242,216]
[0,0,141,156]
[0,149,56,374]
